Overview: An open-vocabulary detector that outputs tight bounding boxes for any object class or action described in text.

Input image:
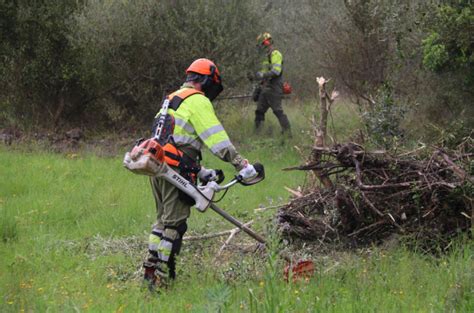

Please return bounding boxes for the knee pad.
[175,221,188,237]
[157,221,188,263]
[166,222,187,255]
[148,226,163,255]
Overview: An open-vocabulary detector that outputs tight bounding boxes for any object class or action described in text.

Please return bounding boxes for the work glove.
[239,163,257,180]
[255,71,265,81]
[198,167,217,182]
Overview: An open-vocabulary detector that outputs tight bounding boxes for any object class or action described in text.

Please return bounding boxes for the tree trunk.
[53,93,65,127]
[310,77,333,189]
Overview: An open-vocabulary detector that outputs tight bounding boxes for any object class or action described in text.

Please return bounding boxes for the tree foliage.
[73,0,265,127]
[281,0,472,143]
[422,1,473,86]
[0,0,84,127]
[1,0,263,128]
[0,0,472,142]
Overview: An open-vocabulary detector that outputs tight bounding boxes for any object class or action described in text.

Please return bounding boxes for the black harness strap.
[164,150,181,161]
[168,95,185,111]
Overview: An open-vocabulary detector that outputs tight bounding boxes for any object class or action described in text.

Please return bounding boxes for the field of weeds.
[1,100,473,312]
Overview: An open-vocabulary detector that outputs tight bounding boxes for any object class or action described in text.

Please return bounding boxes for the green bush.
[407,1,474,137]
[0,0,263,129]
[422,3,473,79]
[0,1,85,128]
[422,33,450,72]
[362,84,406,149]
[1,0,472,140]
[71,0,263,127]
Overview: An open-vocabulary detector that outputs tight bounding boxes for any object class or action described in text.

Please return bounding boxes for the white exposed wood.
[285,186,303,198]
[183,221,253,242]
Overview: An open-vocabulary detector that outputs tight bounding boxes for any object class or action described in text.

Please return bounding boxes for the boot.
[274,110,291,136]
[143,258,158,291]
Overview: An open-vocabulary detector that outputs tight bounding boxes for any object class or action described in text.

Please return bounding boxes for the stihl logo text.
[172,174,188,187]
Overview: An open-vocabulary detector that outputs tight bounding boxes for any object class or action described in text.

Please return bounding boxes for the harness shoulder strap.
[168,88,204,111]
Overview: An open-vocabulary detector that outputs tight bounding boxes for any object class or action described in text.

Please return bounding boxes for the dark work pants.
[255,86,291,132]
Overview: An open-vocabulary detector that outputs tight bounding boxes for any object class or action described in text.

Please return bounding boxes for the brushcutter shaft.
[214,94,252,101]
[209,204,266,243]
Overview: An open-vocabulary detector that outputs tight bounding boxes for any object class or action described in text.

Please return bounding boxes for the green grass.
[1,100,473,312]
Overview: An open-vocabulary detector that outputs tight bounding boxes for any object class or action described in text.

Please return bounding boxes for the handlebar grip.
[215,169,225,184]
[236,162,265,186]
[253,163,265,179]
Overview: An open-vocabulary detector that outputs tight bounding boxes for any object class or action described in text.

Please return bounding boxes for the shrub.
[362,84,406,148]
[71,0,263,127]
[1,0,264,129]
[0,1,85,128]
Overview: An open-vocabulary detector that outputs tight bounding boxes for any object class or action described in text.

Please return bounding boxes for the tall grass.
[1,100,472,312]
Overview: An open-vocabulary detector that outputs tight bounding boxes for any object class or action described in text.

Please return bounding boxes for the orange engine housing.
[130,138,183,167]
[282,81,292,95]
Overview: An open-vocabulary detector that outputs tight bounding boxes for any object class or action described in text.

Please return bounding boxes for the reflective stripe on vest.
[157,86,232,155]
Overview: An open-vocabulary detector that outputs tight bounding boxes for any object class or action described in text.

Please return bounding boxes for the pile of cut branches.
[279,141,473,249]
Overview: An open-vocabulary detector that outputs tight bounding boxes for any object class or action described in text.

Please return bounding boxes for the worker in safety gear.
[143,58,259,288]
[253,32,291,134]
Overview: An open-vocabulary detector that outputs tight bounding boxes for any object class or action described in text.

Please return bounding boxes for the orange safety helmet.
[256,32,272,46]
[185,58,223,101]
[186,58,221,84]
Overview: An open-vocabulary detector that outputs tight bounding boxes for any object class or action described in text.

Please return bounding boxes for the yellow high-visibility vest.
[261,49,283,76]
[155,86,233,155]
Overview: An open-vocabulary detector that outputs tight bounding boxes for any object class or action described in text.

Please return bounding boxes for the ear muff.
[201,64,223,101]
[209,65,215,78]
[202,65,221,86]
[209,65,221,83]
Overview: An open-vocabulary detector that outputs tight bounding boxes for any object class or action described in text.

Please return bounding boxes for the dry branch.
[278,142,473,249]
[285,186,303,198]
[217,221,253,255]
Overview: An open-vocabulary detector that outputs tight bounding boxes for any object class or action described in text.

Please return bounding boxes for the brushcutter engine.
[124,147,263,213]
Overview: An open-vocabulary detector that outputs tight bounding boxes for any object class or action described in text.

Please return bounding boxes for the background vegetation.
[1,0,472,143]
[1,1,473,310]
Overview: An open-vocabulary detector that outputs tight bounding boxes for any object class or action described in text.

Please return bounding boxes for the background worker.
[143,58,259,288]
[253,32,291,135]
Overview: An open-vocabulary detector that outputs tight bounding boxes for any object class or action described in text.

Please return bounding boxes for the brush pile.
[278,141,473,248]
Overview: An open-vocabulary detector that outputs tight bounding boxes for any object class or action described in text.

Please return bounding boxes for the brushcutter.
[123,148,266,243]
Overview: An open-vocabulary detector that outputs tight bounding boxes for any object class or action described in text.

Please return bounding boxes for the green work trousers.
[150,175,191,229]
